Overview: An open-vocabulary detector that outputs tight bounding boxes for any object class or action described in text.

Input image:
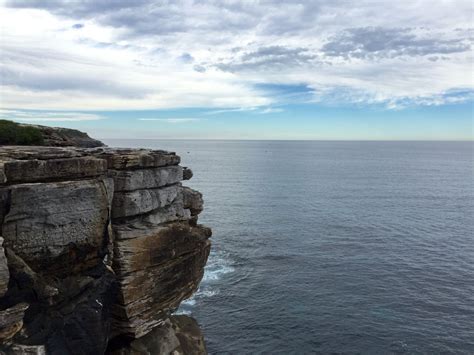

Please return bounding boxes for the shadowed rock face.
[108,315,207,355]
[0,146,211,354]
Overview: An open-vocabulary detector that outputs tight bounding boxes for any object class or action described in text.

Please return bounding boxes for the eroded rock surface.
[108,315,206,355]
[0,146,211,354]
[0,238,9,297]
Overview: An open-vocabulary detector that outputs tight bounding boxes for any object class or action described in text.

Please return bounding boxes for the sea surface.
[104,140,474,354]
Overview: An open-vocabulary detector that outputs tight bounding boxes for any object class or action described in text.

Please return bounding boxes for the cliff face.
[0,146,210,354]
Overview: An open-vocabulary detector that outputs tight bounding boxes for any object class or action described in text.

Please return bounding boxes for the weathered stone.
[108,317,179,355]
[182,167,193,180]
[140,200,190,226]
[170,315,207,355]
[0,302,28,342]
[113,223,211,273]
[112,185,180,219]
[0,189,9,225]
[3,248,59,305]
[0,144,211,351]
[108,315,207,355]
[183,186,204,216]
[1,245,118,354]
[1,157,107,184]
[0,165,5,186]
[0,344,46,354]
[96,149,180,170]
[1,178,112,274]
[113,196,191,229]
[111,165,183,192]
[0,146,85,161]
[111,223,211,338]
[0,238,10,297]
[18,268,118,355]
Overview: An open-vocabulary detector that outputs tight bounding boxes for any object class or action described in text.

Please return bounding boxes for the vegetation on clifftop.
[0,120,44,145]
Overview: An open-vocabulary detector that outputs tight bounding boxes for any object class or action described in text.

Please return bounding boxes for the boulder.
[183,186,204,216]
[182,167,193,180]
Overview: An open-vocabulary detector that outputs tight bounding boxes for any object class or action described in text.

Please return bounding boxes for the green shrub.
[0,120,44,145]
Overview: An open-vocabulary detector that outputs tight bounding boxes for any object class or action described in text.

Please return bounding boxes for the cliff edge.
[0,145,210,354]
[0,120,104,148]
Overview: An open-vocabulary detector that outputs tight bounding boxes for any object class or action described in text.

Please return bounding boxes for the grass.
[0,120,44,145]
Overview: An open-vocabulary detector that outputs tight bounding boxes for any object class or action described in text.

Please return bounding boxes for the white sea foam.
[201,250,235,283]
[174,249,234,315]
[181,297,197,306]
[174,308,192,316]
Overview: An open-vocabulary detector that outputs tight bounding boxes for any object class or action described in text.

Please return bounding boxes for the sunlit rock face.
[0,146,211,354]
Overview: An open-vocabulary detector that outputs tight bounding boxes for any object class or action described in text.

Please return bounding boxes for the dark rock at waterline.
[107,315,207,355]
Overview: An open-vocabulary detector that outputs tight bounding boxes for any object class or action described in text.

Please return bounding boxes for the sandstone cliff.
[0,146,210,354]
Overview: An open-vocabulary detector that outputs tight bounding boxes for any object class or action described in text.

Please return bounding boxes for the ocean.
[103,140,474,354]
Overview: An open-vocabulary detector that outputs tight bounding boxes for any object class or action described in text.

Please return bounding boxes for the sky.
[0,0,473,140]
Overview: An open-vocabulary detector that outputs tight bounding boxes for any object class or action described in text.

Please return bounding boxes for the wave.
[174,248,235,315]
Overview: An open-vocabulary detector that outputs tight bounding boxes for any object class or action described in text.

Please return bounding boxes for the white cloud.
[0,1,472,111]
[138,118,201,123]
[0,109,105,121]
[260,107,284,114]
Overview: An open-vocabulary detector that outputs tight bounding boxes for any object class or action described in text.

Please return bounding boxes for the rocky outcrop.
[0,146,211,354]
[19,124,105,148]
[108,315,206,355]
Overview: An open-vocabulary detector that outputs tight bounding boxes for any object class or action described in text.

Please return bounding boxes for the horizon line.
[100,138,474,142]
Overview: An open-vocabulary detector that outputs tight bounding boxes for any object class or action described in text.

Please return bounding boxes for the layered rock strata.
[0,146,210,354]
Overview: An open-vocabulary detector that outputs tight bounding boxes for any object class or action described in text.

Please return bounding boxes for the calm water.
[104,140,474,354]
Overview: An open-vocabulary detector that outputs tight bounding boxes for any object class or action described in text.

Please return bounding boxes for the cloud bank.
[1,0,472,111]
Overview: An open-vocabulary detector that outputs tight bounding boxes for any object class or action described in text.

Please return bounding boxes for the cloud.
[321,27,472,59]
[1,0,473,110]
[259,107,284,114]
[0,109,105,121]
[204,107,259,115]
[204,106,284,115]
[215,46,318,72]
[178,53,194,63]
[138,118,201,123]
